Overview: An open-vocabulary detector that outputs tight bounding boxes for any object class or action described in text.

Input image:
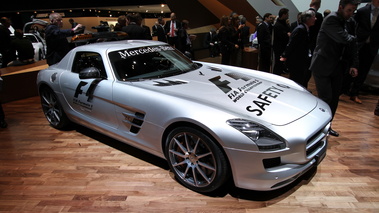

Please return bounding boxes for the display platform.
[0,60,48,103]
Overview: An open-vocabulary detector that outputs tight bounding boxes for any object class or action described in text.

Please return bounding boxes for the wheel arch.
[161,121,232,171]
[38,82,54,95]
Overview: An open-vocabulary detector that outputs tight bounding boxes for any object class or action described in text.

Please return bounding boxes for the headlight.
[227,119,286,151]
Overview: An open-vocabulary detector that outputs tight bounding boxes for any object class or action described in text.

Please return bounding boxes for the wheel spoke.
[183,165,190,178]
[185,133,196,153]
[52,109,61,122]
[192,167,199,186]
[174,137,188,154]
[41,94,51,105]
[195,165,211,184]
[192,138,200,153]
[198,161,215,171]
[172,159,187,167]
[169,149,186,159]
[196,151,212,160]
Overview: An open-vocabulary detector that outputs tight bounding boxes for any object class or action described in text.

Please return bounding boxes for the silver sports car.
[37,40,332,193]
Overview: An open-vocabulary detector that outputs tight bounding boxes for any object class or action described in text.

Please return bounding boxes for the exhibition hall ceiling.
[2,0,168,13]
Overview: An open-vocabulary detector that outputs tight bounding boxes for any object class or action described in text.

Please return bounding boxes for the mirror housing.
[79,67,101,79]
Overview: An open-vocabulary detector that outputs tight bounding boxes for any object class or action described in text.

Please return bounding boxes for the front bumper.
[224,123,329,191]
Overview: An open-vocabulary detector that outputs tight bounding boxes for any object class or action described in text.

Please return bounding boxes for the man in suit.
[290,12,302,32]
[308,0,324,53]
[122,13,147,40]
[349,0,379,104]
[164,13,181,47]
[0,17,15,68]
[152,17,167,43]
[273,8,290,75]
[204,28,219,57]
[113,15,127,32]
[281,10,316,88]
[310,0,360,137]
[45,13,82,66]
[257,13,274,72]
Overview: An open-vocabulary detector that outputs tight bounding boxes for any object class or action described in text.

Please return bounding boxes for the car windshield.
[109,45,200,81]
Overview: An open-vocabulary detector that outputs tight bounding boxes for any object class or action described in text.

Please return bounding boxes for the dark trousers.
[273,50,286,75]
[313,67,344,118]
[288,57,311,89]
[167,36,179,48]
[350,43,377,96]
[258,45,271,72]
[0,103,4,120]
[220,45,231,65]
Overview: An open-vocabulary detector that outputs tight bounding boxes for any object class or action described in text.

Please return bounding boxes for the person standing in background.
[309,0,324,53]
[164,13,181,48]
[218,15,234,65]
[204,28,219,57]
[114,15,127,31]
[349,0,379,104]
[273,8,290,75]
[257,13,274,72]
[0,17,15,68]
[281,10,316,88]
[152,17,167,43]
[8,29,35,66]
[45,13,82,66]
[310,0,360,137]
[122,13,147,40]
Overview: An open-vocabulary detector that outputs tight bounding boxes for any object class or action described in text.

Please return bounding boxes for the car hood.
[129,64,318,126]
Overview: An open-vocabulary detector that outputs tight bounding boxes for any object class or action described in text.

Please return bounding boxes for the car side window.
[25,35,38,43]
[72,52,107,78]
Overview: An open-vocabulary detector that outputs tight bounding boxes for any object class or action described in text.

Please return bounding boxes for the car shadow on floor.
[72,123,318,202]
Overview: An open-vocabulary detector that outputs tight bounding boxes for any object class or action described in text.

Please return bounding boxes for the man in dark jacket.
[152,17,167,43]
[164,13,181,47]
[257,13,274,72]
[45,13,82,66]
[308,0,324,53]
[349,0,379,104]
[310,0,360,137]
[122,13,147,40]
[0,17,15,68]
[9,29,35,66]
[281,10,316,88]
[273,8,290,75]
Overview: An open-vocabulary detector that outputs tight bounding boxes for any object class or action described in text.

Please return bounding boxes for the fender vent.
[122,111,145,134]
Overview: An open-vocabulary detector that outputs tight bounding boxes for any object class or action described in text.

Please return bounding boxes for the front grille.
[306,125,328,158]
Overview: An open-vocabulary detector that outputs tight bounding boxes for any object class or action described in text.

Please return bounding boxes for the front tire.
[40,87,70,129]
[165,127,230,193]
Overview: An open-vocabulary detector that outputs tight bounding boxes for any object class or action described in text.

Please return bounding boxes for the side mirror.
[79,67,101,79]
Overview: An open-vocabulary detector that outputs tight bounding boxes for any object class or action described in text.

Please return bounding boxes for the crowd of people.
[261,0,379,136]
[181,0,379,135]
[0,0,379,130]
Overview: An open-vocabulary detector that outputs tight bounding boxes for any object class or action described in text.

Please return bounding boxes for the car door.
[60,51,118,129]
